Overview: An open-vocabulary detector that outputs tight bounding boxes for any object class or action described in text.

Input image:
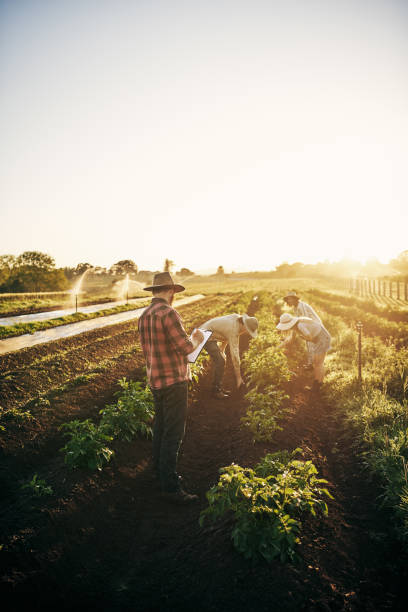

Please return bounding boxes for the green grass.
[0,300,151,340]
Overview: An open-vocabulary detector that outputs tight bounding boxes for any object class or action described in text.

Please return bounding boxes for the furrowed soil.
[1,296,407,611]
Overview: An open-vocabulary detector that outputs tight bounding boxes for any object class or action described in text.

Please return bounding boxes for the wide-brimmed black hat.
[144,272,185,293]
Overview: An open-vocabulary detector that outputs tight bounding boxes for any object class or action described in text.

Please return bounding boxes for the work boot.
[305,381,321,393]
[311,380,321,394]
[162,489,199,504]
[212,388,230,399]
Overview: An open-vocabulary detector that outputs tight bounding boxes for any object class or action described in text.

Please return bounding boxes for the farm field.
[0,283,407,611]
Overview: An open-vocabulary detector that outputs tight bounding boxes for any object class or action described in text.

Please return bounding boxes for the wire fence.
[349,278,408,301]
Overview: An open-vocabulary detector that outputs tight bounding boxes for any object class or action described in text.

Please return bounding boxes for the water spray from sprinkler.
[72,267,93,313]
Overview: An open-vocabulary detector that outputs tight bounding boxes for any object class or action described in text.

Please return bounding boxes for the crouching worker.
[138,272,203,504]
[276,313,331,393]
[283,291,323,369]
[200,313,259,399]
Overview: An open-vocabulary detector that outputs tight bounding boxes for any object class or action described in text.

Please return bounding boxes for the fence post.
[397,281,400,300]
[389,280,393,298]
[356,321,363,384]
[405,282,408,301]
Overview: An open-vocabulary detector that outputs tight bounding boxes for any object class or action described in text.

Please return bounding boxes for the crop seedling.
[99,377,154,441]
[200,449,332,563]
[21,473,53,497]
[60,419,114,470]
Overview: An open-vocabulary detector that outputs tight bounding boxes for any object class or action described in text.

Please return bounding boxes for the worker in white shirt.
[200,313,259,399]
[277,313,331,393]
[283,291,322,368]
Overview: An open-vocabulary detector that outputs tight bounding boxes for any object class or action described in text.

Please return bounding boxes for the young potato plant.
[241,389,289,442]
[99,377,154,441]
[241,294,292,441]
[21,473,53,497]
[190,351,210,385]
[60,419,114,471]
[200,449,332,563]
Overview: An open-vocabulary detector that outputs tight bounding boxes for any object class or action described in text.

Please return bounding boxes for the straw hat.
[283,291,300,303]
[276,313,299,331]
[242,314,258,338]
[144,272,185,293]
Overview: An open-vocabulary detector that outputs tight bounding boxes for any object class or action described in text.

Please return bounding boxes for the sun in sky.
[1,0,407,272]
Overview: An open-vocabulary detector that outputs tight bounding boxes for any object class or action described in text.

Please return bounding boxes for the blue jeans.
[152,381,188,493]
[204,340,226,391]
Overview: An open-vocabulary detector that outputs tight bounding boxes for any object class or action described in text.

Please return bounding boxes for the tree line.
[0,253,195,293]
[1,250,406,293]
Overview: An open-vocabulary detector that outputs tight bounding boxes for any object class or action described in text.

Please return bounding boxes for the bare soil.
[0,298,407,611]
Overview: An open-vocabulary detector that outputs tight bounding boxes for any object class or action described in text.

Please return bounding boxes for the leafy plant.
[21,473,53,497]
[239,293,292,441]
[0,406,34,428]
[99,378,154,441]
[60,419,114,470]
[200,450,332,563]
[241,389,289,441]
[190,352,210,385]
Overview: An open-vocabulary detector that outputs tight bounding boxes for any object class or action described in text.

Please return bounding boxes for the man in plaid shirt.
[138,272,203,503]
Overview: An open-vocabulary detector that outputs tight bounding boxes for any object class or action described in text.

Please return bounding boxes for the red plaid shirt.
[138,298,194,389]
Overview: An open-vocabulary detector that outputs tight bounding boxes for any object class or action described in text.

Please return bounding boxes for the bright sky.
[1,0,407,272]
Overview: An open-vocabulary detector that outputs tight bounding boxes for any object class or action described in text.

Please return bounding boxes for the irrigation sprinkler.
[356,321,363,384]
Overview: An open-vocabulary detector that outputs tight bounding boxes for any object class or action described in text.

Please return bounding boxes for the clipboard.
[187,329,213,363]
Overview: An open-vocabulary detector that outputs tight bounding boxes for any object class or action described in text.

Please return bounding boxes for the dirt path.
[1,351,407,611]
[0,297,148,326]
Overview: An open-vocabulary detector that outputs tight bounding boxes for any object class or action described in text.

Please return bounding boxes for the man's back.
[200,313,240,344]
[138,298,193,389]
[295,300,322,324]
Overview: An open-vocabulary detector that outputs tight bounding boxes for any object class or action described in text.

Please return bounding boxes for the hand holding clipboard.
[187,329,213,363]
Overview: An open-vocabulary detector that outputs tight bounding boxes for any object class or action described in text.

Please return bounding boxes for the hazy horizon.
[1,0,407,271]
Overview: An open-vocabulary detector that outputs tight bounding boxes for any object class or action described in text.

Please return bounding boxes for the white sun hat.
[242,314,258,338]
[276,313,299,331]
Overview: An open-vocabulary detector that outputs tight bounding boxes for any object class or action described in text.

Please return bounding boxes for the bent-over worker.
[283,291,322,368]
[277,312,331,393]
[200,313,258,399]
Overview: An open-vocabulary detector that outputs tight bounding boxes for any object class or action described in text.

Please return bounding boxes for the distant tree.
[216,266,224,275]
[390,250,408,279]
[75,262,93,275]
[16,251,55,271]
[274,262,297,278]
[178,268,194,277]
[0,254,17,287]
[137,270,153,282]
[62,267,76,281]
[110,260,138,276]
[164,259,174,273]
[1,251,68,292]
[0,254,17,270]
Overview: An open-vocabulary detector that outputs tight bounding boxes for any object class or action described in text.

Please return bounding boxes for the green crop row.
[307,297,408,543]
[60,378,154,471]
[301,289,408,343]
[0,300,151,340]
[240,291,294,441]
[200,291,332,563]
